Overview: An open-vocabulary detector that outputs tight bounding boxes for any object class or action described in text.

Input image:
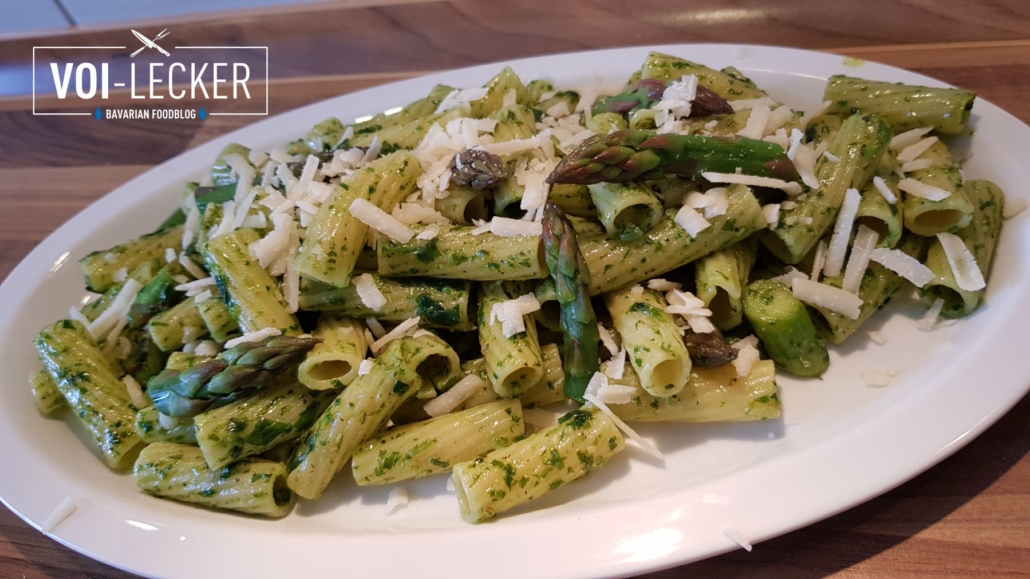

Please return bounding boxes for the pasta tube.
[451,406,625,523]
[581,183,764,294]
[587,181,663,241]
[204,228,301,335]
[824,75,975,134]
[297,315,367,390]
[36,320,145,469]
[640,51,767,100]
[920,179,1004,317]
[352,399,524,486]
[378,224,547,280]
[478,282,545,397]
[435,187,488,224]
[196,294,239,343]
[856,171,904,248]
[147,299,209,352]
[609,360,780,422]
[901,140,974,236]
[694,237,758,330]
[605,287,691,396]
[294,151,421,287]
[30,369,65,414]
[287,335,458,499]
[298,275,474,331]
[134,442,293,517]
[135,406,198,445]
[78,225,183,293]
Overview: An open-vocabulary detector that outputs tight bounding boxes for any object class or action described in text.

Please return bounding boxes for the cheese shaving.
[122,375,149,409]
[770,266,808,288]
[810,240,827,281]
[936,232,986,291]
[890,127,933,151]
[182,191,201,250]
[822,151,840,163]
[823,187,861,278]
[366,318,387,339]
[729,97,777,111]
[424,374,485,417]
[605,347,627,380]
[225,327,282,349]
[194,340,219,357]
[918,298,945,331]
[685,188,729,219]
[896,136,938,163]
[901,158,934,173]
[786,128,803,160]
[762,203,780,228]
[353,273,387,312]
[792,278,863,319]
[898,178,951,201]
[489,294,541,338]
[700,171,799,194]
[841,225,879,294]
[583,395,664,460]
[597,324,619,356]
[862,370,892,387]
[687,315,715,334]
[87,279,142,340]
[674,205,710,238]
[489,217,543,238]
[371,317,421,354]
[872,176,898,205]
[40,497,78,534]
[358,359,374,376]
[1004,197,1026,219]
[867,331,887,344]
[869,248,935,287]
[736,104,770,139]
[646,279,682,292]
[722,527,753,552]
[386,487,409,515]
[349,198,415,243]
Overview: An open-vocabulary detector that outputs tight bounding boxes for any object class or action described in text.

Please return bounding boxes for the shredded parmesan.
[823,187,861,278]
[489,217,543,238]
[700,171,800,194]
[792,278,863,319]
[349,199,415,243]
[194,340,219,357]
[86,279,142,340]
[1004,197,1027,219]
[862,370,892,387]
[674,205,710,238]
[890,127,933,151]
[646,279,682,292]
[872,176,898,205]
[353,274,387,312]
[386,487,409,515]
[736,104,771,139]
[489,294,541,338]
[867,331,887,344]
[605,347,627,380]
[822,151,840,163]
[164,247,177,263]
[685,188,729,219]
[869,248,935,287]
[762,203,780,228]
[898,178,951,201]
[770,267,808,288]
[224,327,282,349]
[597,324,619,356]
[896,136,938,164]
[40,497,77,534]
[841,225,879,294]
[686,315,716,334]
[723,527,753,552]
[366,318,387,339]
[901,158,934,173]
[424,374,485,417]
[731,343,760,377]
[810,240,828,281]
[583,396,664,460]
[918,298,945,331]
[786,129,804,160]
[371,317,420,354]
[936,232,986,291]
[182,192,201,250]
[357,359,374,376]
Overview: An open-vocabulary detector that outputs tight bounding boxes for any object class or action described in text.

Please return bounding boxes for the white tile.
[0,0,73,34]
[60,0,334,26]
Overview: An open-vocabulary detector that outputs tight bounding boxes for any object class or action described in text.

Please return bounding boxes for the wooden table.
[2,1,1029,576]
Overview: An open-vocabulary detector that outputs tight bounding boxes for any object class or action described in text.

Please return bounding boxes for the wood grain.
[1,1,1030,577]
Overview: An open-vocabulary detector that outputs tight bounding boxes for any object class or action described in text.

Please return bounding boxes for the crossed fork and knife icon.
[130,29,170,58]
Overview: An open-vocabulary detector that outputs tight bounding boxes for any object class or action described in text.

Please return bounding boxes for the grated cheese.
[822,151,840,163]
[646,279,682,292]
[901,158,934,173]
[87,279,142,340]
[489,294,541,338]
[1004,197,1027,219]
[164,247,177,263]
[174,277,216,295]
[371,317,420,354]
[810,240,828,281]
[349,198,415,243]
[68,306,90,328]
[605,347,627,380]
[841,225,879,294]
[793,144,820,189]
[786,128,804,160]
[869,248,935,287]
[762,203,780,228]
[770,266,808,288]
[793,278,863,319]
[224,327,282,349]
[722,527,753,552]
[823,187,862,277]
[416,224,441,241]
[936,232,986,291]
[687,315,715,334]
[435,87,489,114]
[736,104,770,139]
[122,375,149,409]
[583,394,664,460]
[112,267,127,283]
[424,374,485,417]
[731,343,761,378]
[890,127,933,151]
[685,188,729,219]
[597,324,619,356]
[765,105,794,135]
[674,205,710,238]
[353,273,387,312]
[194,340,219,357]
[872,176,898,205]
[366,318,387,339]
[489,216,543,238]
[357,359,374,376]
[918,298,945,331]
[862,370,892,387]
[896,136,938,164]
[700,171,800,194]
[386,487,409,516]
[867,331,887,344]
[40,497,77,534]
[898,178,951,201]
[193,289,213,304]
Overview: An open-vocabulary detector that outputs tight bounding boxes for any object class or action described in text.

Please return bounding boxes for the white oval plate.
[2,44,1028,579]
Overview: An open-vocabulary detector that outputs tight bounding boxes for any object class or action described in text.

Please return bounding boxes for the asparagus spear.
[147,335,319,417]
[683,329,737,368]
[128,268,183,329]
[546,130,799,185]
[541,202,599,403]
[592,79,733,117]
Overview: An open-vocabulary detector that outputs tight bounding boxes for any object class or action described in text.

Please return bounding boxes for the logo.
[33,29,268,120]
[130,29,170,58]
